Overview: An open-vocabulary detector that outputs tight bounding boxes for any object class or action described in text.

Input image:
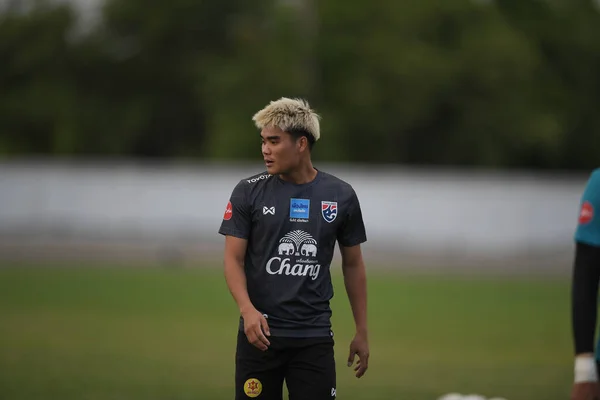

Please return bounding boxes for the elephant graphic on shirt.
[300,243,317,257]
[278,242,295,255]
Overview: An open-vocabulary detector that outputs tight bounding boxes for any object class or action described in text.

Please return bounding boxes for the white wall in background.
[0,160,589,267]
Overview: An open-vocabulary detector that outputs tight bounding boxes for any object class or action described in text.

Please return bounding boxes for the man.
[571,169,600,400]
[218,97,369,400]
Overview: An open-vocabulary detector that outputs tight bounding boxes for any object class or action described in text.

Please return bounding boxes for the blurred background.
[1,0,598,399]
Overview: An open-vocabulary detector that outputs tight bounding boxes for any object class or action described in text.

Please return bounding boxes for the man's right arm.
[218,181,270,351]
[223,237,271,351]
[223,235,254,316]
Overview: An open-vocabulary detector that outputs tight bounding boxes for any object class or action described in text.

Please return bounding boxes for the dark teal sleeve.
[575,169,600,247]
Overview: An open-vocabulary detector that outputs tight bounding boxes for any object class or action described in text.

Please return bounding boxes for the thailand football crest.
[321,201,337,223]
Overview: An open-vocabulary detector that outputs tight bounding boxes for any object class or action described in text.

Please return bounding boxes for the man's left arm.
[337,187,369,378]
[339,243,369,378]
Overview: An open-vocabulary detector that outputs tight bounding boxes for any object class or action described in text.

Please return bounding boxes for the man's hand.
[347,332,369,378]
[242,308,270,351]
[571,382,600,400]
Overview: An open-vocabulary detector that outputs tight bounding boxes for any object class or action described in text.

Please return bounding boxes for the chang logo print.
[276,230,317,257]
[266,230,321,280]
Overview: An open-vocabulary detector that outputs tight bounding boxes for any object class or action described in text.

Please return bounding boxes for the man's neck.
[279,163,318,185]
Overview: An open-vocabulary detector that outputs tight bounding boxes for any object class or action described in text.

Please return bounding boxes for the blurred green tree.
[1,0,599,170]
[496,0,600,170]
[316,0,563,168]
[0,4,78,155]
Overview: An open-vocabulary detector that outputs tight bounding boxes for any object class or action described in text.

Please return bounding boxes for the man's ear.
[297,136,308,152]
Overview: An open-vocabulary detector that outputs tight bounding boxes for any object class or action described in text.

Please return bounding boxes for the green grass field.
[0,264,573,400]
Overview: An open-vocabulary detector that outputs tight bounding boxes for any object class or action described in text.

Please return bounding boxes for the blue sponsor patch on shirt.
[290,198,310,219]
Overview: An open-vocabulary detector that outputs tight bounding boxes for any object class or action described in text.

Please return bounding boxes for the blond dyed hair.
[252,97,321,142]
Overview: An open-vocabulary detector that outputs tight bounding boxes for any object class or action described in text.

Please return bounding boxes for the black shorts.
[235,331,336,400]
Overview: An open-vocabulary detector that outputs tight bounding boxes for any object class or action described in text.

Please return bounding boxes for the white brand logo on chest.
[263,206,275,215]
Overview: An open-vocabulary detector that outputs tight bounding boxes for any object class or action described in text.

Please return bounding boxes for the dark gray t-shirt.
[218,170,367,337]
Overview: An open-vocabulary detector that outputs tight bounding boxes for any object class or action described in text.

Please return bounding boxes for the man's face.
[261,126,304,175]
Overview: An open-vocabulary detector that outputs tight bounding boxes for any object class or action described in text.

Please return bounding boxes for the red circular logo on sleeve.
[223,201,233,221]
[579,201,594,224]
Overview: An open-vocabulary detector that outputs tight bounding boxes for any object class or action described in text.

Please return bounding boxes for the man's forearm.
[224,259,254,314]
[342,262,368,334]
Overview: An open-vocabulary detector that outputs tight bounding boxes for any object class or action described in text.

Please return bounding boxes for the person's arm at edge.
[572,241,600,381]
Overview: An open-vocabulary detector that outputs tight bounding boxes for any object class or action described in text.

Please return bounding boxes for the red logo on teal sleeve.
[579,201,594,225]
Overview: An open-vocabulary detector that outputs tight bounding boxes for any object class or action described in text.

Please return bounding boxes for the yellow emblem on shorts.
[244,378,262,398]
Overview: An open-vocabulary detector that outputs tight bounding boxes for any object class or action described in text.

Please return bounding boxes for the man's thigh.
[235,331,286,400]
[285,337,336,400]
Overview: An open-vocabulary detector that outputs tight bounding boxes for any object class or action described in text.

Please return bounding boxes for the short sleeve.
[337,188,367,247]
[575,169,600,247]
[218,180,251,239]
